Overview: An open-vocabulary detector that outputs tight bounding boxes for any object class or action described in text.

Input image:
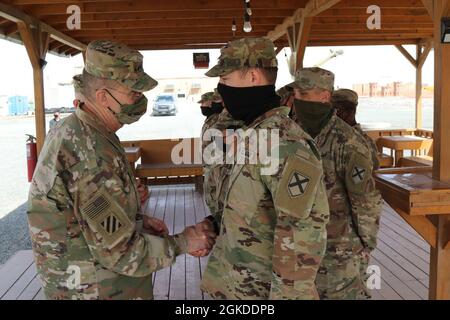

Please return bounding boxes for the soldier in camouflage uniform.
[200,37,330,300]
[288,67,383,299]
[277,85,296,120]
[27,40,215,300]
[277,85,295,109]
[202,109,244,234]
[199,90,223,153]
[332,89,380,169]
[72,74,84,108]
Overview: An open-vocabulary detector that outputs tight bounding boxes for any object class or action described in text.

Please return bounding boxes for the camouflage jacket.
[354,124,380,170]
[201,107,330,300]
[202,110,244,223]
[308,114,382,262]
[201,113,221,152]
[27,107,185,300]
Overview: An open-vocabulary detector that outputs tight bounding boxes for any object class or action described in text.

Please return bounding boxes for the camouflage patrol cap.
[332,88,358,106]
[84,40,158,92]
[205,37,278,77]
[72,74,83,93]
[287,67,335,92]
[197,92,215,104]
[197,89,222,104]
[276,85,294,100]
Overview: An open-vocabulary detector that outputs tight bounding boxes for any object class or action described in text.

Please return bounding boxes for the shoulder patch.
[345,152,372,195]
[274,152,323,218]
[80,187,133,249]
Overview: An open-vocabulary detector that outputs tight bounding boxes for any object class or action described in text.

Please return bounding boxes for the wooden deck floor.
[0,185,430,300]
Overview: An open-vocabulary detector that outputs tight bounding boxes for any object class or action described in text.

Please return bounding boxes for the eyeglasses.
[102,87,142,100]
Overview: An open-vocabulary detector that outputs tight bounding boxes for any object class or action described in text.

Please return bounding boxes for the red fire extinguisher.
[26,134,37,182]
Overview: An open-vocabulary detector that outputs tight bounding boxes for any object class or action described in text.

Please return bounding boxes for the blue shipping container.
[8,96,29,115]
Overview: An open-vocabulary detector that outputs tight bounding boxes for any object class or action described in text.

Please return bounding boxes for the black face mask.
[211,102,224,114]
[217,83,280,125]
[293,99,333,138]
[200,107,215,118]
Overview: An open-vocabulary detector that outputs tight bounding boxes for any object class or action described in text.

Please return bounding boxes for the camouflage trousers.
[315,254,371,300]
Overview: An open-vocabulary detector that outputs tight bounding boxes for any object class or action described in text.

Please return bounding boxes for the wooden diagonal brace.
[391,206,437,248]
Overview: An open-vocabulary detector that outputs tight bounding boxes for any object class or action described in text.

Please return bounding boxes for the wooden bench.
[378,152,394,168]
[399,134,433,168]
[122,138,203,191]
[399,156,433,167]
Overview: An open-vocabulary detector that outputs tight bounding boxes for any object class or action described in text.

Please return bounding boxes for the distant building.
[353,81,434,98]
[8,96,29,115]
[153,76,218,102]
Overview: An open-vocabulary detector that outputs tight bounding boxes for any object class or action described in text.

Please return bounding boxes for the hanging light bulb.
[232,18,237,32]
[243,13,252,32]
[246,2,252,16]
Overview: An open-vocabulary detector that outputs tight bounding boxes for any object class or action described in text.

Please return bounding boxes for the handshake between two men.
[137,180,217,257]
[142,215,217,257]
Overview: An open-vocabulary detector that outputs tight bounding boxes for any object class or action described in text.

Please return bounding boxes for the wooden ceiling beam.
[7,0,425,7]
[421,0,434,19]
[66,27,280,38]
[38,9,295,23]
[317,8,429,17]
[0,1,86,51]
[267,0,342,41]
[312,23,433,29]
[19,1,308,16]
[57,44,72,54]
[74,33,269,43]
[114,37,423,50]
[49,41,66,51]
[312,28,434,35]
[3,22,17,35]
[314,16,432,23]
[308,38,421,46]
[52,17,285,31]
[336,0,432,7]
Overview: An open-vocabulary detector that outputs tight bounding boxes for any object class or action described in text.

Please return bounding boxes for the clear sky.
[0,38,435,102]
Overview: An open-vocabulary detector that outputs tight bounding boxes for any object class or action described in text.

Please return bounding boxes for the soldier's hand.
[143,216,169,236]
[136,179,149,205]
[189,249,211,257]
[196,219,216,234]
[182,226,216,254]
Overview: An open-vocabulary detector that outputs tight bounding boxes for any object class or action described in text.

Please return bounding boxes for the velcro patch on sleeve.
[274,153,322,219]
[345,152,372,195]
[80,187,133,249]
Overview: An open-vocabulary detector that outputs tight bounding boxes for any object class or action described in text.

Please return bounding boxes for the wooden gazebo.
[0,0,448,300]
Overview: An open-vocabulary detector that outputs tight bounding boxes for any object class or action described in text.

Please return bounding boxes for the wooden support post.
[17,22,49,156]
[286,16,312,74]
[433,0,450,182]
[428,0,450,301]
[416,44,424,129]
[296,17,312,70]
[429,215,450,300]
[395,42,431,130]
